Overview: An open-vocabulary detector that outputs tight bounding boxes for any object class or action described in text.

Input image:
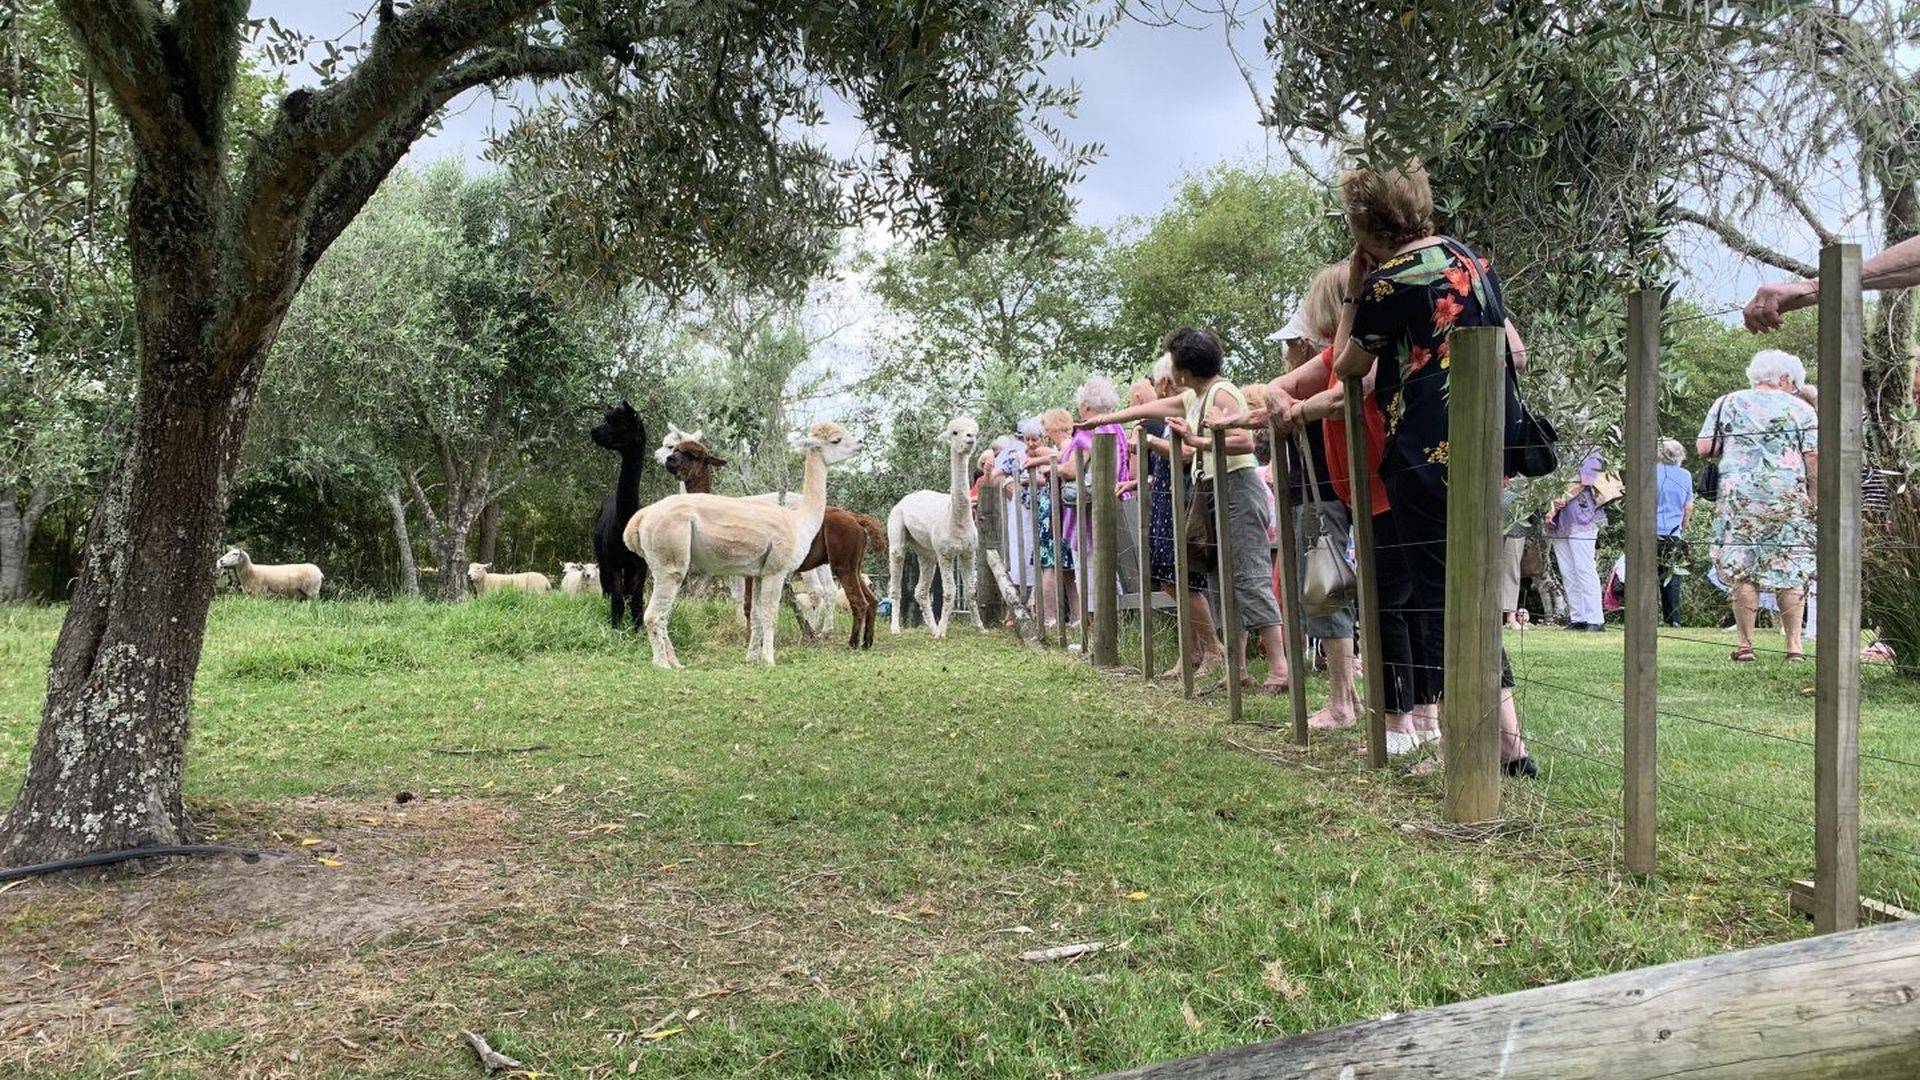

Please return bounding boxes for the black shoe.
[1503,756,1538,779]
[1564,621,1590,631]
[1583,623,1608,633]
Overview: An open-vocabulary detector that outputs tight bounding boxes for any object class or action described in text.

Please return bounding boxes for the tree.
[1109,165,1337,373]
[1,0,1098,864]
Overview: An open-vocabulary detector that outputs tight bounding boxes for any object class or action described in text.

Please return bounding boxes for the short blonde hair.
[1340,159,1434,249]
[1128,378,1155,406]
[1242,383,1270,411]
[1302,261,1348,345]
[1040,407,1073,437]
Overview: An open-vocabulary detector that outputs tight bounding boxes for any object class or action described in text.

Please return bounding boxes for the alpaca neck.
[946,445,969,535]
[794,447,828,531]
[614,450,645,516]
[683,461,711,495]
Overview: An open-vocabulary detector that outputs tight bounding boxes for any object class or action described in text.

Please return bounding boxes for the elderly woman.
[1323,159,1533,774]
[1077,328,1289,692]
[998,428,1040,592]
[1655,438,1695,626]
[1696,349,1819,661]
[1024,407,1079,628]
[1057,376,1139,612]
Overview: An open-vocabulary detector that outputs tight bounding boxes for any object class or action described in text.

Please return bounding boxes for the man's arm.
[1745,234,1920,332]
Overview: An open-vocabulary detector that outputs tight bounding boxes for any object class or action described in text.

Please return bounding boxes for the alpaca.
[887,416,981,637]
[591,401,650,629]
[216,548,323,600]
[468,562,552,594]
[657,429,836,632]
[624,422,857,668]
[561,562,600,595]
[744,505,887,649]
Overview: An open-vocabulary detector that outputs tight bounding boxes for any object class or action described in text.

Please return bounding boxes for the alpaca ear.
[707,454,728,468]
[619,399,632,411]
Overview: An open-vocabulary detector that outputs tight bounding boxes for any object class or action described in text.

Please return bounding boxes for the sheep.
[560,561,600,595]
[216,547,323,601]
[468,562,552,596]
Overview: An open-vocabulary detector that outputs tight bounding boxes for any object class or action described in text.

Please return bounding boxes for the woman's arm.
[1076,397,1184,429]
[1745,235,1920,332]
[1803,451,1819,507]
[1505,318,1529,373]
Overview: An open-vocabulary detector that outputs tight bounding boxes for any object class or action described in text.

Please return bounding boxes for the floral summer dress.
[1696,388,1818,590]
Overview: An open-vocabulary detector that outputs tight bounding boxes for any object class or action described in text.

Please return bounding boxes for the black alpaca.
[591,401,649,630]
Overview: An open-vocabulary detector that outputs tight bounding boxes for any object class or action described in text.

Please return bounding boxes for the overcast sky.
[250,3,1846,319]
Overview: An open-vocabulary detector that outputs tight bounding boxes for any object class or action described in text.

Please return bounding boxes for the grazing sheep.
[468,562,552,595]
[561,562,600,595]
[216,547,323,600]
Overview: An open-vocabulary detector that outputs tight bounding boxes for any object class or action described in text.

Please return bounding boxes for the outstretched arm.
[1076,396,1186,429]
[1745,234,1920,332]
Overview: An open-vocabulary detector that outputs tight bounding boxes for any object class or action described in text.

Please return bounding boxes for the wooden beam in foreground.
[1098,918,1920,1079]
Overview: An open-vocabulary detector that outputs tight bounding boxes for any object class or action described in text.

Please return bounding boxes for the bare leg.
[1732,581,1758,650]
[1310,637,1357,728]
[1384,710,1418,755]
[1778,587,1806,656]
[1257,623,1288,690]
[1188,591,1224,673]
[643,571,686,670]
[1499,688,1529,763]
[1412,701,1441,745]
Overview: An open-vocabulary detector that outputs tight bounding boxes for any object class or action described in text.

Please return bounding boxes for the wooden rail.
[1099,918,1920,1079]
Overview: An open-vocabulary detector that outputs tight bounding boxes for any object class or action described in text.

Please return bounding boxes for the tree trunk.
[0,496,26,603]
[1867,177,1917,450]
[434,523,473,602]
[385,489,420,598]
[0,359,255,862]
[476,499,501,564]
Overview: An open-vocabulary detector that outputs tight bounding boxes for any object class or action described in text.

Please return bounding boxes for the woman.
[1077,328,1288,690]
[1328,160,1533,774]
[1214,263,1365,729]
[1057,376,1136,608]
[1024,407,1080,628]
[1655,438,1695,626]
[1696,349,1819,661]
[1546,449,1608,632]
[999,426,1041,593]
[1499,479,1534,629]
[1123,365,1213,675]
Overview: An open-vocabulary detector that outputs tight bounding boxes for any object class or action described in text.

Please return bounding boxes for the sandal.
[1785,650,1807,662]
[1256,679,1289,696]
[1730,645,1757,662]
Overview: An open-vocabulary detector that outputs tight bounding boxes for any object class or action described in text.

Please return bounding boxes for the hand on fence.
[1743,279,1816,333]
[1205,402,1258,430]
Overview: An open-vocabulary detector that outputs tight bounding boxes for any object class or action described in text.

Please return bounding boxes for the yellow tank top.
[1183,380,1258,480]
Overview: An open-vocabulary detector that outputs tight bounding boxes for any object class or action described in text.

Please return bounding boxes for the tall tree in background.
[1,0,1098,865]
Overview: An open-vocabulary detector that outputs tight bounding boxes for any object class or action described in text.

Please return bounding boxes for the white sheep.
[468,562,552,596]
[560,561,600,595]
[216,547,323,601]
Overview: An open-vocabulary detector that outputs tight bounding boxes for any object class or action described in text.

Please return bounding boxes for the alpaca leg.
[912,548,936,635]
[862,577,878,648]
[807,566,836,636]
[731,576,749,625]
[839,568,863,649]
[963,548,984,629]
[752,575,784,665]
[934,553,958,639]
[888,542,906,634]
[643,571,685,669]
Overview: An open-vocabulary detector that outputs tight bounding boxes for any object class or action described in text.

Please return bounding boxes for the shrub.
[1865,485,1920,677]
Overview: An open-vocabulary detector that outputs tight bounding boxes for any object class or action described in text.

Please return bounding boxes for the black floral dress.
[1142,419,1176,583]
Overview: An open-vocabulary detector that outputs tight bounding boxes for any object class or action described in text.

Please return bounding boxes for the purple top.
[1548,450,1607,535]
[1061,423,1133,546]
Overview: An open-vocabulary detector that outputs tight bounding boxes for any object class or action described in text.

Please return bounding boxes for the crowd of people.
[959,157,1861,776]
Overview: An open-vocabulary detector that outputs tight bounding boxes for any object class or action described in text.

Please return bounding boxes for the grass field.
[1,593,1915,1077]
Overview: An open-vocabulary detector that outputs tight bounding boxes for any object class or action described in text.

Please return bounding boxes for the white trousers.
[1552,529,1603,625]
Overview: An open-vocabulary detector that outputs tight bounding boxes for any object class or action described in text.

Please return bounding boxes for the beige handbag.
[1589,470,1625,508]
[1295,431,1356,618]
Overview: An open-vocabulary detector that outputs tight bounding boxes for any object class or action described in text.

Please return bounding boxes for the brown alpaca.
[659,432,884,649]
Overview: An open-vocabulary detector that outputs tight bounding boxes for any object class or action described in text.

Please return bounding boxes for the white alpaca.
[887,415,980,638]
[468,562,552,595]
[624,422,858,668]
[216,547,323,600]
[560,562,600,595]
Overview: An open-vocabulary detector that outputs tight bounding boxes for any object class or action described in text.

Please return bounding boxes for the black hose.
[0,843,278,884]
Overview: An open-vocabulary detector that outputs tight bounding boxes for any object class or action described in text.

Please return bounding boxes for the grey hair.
[1017,416,1045,438]
[1075,374,1120,415]
[1747,348,1806,389]
[1149,352,1174,383]
[1659,438,1685,465]
[990,434,1019,455]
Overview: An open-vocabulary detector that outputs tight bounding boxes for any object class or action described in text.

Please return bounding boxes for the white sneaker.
[1385,730,1420,756]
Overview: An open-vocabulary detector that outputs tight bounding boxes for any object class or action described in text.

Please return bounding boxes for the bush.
[1865,485,1920,677]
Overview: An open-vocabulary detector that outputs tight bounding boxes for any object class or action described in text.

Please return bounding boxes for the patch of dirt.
[0,796,520,1067]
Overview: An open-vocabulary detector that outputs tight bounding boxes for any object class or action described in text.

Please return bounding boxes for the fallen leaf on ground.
[1126,890,1149,901]
[1181,1002,1202,1031]
[1262,959,1306,1001]
[640,1027,682,1042]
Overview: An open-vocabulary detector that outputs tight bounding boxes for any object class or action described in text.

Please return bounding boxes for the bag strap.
[1708,397,1727,457]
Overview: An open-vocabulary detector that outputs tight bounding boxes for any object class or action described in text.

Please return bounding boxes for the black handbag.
[1438,237,1558,478]
[1695,399,1725,501]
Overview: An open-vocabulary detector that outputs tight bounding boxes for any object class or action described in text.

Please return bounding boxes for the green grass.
[0,594,1910,1077]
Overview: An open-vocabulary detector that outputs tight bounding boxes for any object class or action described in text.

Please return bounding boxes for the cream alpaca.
[216,548,323,600]
[467,563,552,595]
[887,415,981,638]
[624,421,857,668]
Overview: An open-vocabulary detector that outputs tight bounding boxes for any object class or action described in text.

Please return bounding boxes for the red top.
[1317,346,1390,513]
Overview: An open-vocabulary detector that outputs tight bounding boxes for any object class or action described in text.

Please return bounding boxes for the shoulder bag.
[1695,398,1725,501]
[1294,431,1356,617]
[1438,237,1558,478]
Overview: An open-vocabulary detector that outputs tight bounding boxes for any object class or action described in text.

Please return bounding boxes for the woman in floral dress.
[1695,349,1819,661]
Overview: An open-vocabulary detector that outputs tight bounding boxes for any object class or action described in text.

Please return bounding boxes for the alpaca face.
[803,422,858,465]
[940,415,979,456]
[591,400,647,452]
[663,439,725,486]
[216,548,246,570]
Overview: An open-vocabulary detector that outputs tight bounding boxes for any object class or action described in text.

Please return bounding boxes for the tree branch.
[1671,207,1819,278]
[51,0,188,158]
[1701,144,1839,246]
[172,0,248,136]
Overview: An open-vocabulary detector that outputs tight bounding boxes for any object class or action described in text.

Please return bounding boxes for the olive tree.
[1,0,1098,864]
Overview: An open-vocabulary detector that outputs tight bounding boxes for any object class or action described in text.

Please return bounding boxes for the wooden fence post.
[1270,422,1310,745]
[1137,423,1155,681]
[1170,433,1194,698]
[1344,377,1389,768]
[1092,432,1121,667]
[1211,431,1243,724]
[976,481,1005,630]
[1078,446,1092,656]
[1624,289,1661,877]
[1050,464,1069,648]
[1029,464,1046,645]
[1443,326,1504,824]
[1815,242,1864,934]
